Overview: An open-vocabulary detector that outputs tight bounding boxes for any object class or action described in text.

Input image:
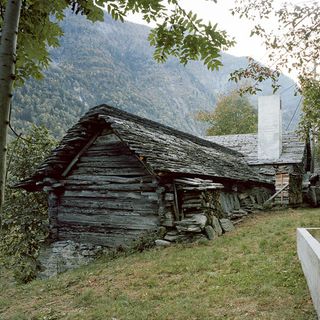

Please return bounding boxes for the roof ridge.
[86,104,244,158]
[16,104,273,191]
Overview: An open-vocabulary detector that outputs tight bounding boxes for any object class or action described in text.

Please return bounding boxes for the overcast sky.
[126,0,313,79]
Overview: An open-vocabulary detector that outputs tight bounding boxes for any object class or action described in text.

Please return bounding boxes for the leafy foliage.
[96,0,235,71]
[0,0,104,86]
[196,90,257,135]
[0,0,235,86]
[147,1,235,70]
[0,126,56,283]
[230,0,320,93]
[229,57,280,95]
[298,77,320,141]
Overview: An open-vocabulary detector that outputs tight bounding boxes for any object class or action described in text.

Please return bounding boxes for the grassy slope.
[1,208,319,320]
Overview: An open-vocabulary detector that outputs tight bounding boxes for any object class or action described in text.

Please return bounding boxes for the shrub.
[0,125,56,283]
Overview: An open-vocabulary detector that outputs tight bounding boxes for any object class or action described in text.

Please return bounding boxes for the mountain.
[11,13,300,138]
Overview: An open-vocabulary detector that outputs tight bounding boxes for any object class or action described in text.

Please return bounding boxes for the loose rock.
[211,216,223,236]
[219,219,235,232]
[204,225,217,240]
[155,239,171,247]
[175,214,207,233]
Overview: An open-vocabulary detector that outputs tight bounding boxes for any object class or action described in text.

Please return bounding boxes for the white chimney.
[258,95,282,160]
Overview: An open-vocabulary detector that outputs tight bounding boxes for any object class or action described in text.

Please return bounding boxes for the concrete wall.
[297,228,320,318]
[258,95,282,160]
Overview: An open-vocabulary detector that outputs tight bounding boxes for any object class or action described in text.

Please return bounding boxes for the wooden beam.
[61,131,101,177]
[173,183,181,220]
[264,183,289,205]
[113,131,156,177]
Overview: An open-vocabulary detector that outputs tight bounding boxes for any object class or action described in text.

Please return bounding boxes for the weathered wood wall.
[55,129,160,247]
[274,164,303,206]
[48,129,275,248]
[275,171,290,205]
[253,163,304,206]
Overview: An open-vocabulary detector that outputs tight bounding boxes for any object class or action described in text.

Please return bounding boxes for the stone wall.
[38,183,272,278]
[157,184,271,246]
[38,241,104,278]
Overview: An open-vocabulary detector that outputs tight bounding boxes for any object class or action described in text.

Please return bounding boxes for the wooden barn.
[17,105,273,248]
[207,95,311,206]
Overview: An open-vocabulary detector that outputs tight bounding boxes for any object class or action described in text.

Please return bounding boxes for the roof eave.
[154,170,273,187]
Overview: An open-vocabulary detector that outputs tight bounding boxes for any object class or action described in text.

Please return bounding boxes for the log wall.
[48,129,275,248]
[55,129,160,247]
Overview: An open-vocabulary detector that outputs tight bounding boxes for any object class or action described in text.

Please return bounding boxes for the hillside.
[11,13,300,138]
[0,209,317,319]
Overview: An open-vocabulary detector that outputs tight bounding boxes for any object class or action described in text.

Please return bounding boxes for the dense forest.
[11,13,300,138]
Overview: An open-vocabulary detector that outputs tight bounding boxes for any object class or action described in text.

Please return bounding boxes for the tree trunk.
[0,0,22,219]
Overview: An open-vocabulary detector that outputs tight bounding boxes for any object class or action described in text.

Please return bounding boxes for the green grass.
[1,208,319,319]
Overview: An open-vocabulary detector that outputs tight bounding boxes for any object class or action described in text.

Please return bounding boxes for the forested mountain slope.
[11,13,300,137]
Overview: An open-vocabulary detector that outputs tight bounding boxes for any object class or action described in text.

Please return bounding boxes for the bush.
[0,125,56,283]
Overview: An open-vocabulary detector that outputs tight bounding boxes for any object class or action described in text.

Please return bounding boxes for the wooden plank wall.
[274,165,303,206]
[275,172,290,205]
[56,129,160,247]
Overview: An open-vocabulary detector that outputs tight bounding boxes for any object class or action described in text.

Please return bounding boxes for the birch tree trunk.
[0,0,22,218]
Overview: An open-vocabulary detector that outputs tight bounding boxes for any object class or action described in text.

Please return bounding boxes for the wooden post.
[173,183,180,221]
[62,131,100,177]
[264,183,289,205]
[48,192,59,240]
[281,173,284,204]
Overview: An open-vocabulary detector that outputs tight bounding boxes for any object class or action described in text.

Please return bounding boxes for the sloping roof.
[17,105,272,190]
[205,133,306,165]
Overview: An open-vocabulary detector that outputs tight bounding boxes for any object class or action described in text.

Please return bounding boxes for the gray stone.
[219,219,235,233]
[155,239,171,247]
[239,193,249,200]
[166,230,179,236]
[176,225,202,233]
[80,244,90,250]
[204,225,217,240]
[81,250,95,257]
[158,226,167,238]
[227,211,233,218]
[249,195,256,204]
[233,194,241,210]
[192,214,207,228]
[38,240,103,279]
[164,234,178,241]
[164,233,186,242]
[219,193,230,212]
[192,234,209,242]
[211,216,223,236]
[175,214,207,233]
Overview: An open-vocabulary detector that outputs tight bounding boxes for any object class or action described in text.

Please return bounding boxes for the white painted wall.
[297,228,320,319]
[258,95,282,160]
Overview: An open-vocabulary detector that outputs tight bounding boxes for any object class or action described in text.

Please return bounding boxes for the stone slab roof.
[205,133,306,165]
[17,105,272,190]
